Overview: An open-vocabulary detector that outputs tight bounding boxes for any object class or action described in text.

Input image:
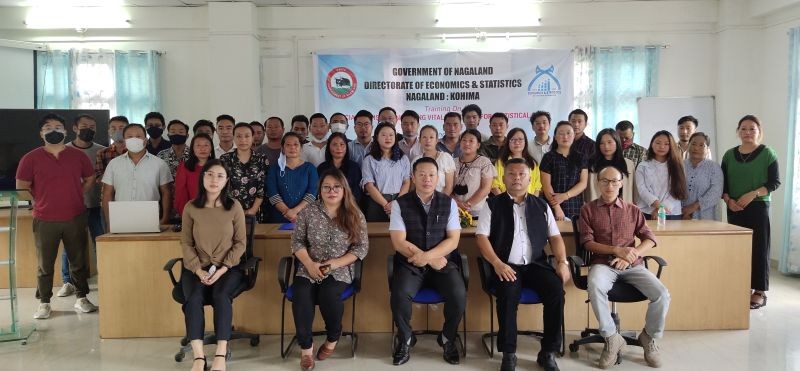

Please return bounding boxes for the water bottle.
[657,205,666,228]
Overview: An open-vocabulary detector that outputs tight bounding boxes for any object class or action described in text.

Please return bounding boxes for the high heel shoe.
[211,354,226,371]
[192,356,206,371]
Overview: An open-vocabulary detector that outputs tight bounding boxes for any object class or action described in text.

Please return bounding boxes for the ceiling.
[0,0,709,7]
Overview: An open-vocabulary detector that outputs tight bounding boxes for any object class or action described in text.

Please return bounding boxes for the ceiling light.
[25,5,130,29]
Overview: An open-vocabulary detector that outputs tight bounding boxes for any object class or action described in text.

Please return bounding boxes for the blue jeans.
[61,207,104,283]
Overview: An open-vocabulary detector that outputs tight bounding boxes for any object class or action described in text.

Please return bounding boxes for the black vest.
[486,193,551,268]
[395,191,456,266]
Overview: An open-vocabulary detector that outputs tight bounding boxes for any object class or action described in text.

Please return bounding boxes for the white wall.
[0,0,797,260]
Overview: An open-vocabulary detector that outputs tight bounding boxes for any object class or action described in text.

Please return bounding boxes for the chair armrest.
[642,255,667,278]
[242,256,261,271]
[278,256,293,293]
[242,256,261,291]
[567,255,586,289]
[352,259,364,293]
[459,254,469,290]
[163,258,183,286]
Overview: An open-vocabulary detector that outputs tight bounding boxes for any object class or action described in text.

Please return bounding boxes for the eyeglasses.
[321,185,344,193]
[204,172,227,180]
[598,178,622,186]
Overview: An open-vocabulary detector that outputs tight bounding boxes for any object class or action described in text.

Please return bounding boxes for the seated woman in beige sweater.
[180,158,246,371]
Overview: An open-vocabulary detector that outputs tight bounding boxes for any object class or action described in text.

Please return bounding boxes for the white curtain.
[781,27,800,274]
[573,46,595,132]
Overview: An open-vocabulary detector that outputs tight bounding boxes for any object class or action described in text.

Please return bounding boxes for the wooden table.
[96,220,752,338]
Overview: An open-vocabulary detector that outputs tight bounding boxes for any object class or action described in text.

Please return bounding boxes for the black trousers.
[180,266,244,341]
[390,262,466,342]
[32,212,90,303]
[291,275,349,350]
[728,201,771,291]
[494,263,564,354]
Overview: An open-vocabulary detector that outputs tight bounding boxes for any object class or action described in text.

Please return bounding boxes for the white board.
[0,47,34,109]
[637,96,717,158]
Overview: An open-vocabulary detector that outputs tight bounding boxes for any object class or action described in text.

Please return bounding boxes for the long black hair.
[591,128,629,176]
[184,133,215,171]
[646,130,687,200]
[323,132,353,173]
[369,122,404,161]
[192,159,235,210]
[497,127,537,168]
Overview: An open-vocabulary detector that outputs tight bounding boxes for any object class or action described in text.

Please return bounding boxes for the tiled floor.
[1,268,799,371]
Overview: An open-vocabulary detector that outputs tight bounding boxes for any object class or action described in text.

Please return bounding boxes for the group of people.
[14,104,778,371]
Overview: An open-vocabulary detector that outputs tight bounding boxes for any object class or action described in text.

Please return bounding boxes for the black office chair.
[164,215,262,363]
[387,253,469,357]
[476,256,566,358]
[567,217,667,362]
[277,256,362,359]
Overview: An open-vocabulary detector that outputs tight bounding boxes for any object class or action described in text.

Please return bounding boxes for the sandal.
[750,291,767,309]
[211,354,226,371]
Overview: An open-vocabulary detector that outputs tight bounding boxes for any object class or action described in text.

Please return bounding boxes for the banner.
[314,48,574,137]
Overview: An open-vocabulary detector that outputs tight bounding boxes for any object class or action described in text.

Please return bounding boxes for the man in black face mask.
[144,111,171,155]
[156,119,190,179]
[16,113,98,319]
[57,114,107,298]
[157,119,190,223]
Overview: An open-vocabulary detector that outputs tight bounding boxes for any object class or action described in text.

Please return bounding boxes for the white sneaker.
[33,303,51,319]
[56,282,76,297]
[74,297,98,313]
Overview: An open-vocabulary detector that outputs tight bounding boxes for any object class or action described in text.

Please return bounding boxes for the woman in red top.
[175,133,214,216]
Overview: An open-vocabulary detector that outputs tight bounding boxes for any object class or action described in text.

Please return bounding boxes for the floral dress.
[220,150,269,221]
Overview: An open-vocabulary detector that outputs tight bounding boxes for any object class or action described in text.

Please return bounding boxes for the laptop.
[108,201,163,233]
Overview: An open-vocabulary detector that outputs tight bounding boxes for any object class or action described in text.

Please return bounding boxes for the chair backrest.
[476,256,493,295]
[243,214,256,264]
[240,214,259,292]
[570,216,590,290]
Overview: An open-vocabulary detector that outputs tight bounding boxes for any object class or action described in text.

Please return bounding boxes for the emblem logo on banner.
[527,65,562,97]
[326,67,357,99]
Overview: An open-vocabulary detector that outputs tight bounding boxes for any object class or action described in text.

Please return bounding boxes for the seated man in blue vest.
[389,156,465,366]
[476,158,570,371]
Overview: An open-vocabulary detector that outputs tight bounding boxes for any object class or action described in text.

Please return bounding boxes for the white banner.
[314,48,574,136]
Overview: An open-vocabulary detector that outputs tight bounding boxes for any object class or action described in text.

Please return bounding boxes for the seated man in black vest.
[388,156,466,366]
[476,158,570,371]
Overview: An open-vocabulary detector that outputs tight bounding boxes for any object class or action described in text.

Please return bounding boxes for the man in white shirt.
[214,114,236,155]
[301,112,329,167]
[102,124,173,229]
[528,111,553,164]
[398,110,423,159]
[476,158,569,371]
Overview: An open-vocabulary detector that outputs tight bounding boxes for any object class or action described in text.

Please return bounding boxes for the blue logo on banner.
[527,65,562,97]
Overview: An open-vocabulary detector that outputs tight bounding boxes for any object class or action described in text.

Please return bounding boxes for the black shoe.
[392,339,411,366]
[500,352,517,371]
[536,351,560,371]
[442,339,460,365]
